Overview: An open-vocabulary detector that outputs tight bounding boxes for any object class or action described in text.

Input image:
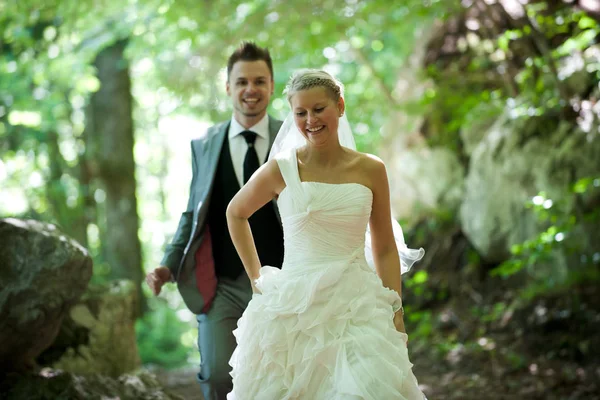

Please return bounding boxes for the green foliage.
[3,0,600,372]
[422,4,600,153]
[404,270,436,339]
[491,177,600,298]
[1,0,455,283]
[135,298,194,369]
[405,269,430,297]
[473,302,508,323]
[406,308,433,339]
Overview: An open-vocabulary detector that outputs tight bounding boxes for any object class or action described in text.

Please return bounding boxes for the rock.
[152,366,205,400]
[38,280,142,377]
[460,112,499,157]
[0,369,183,400]
[0,218,92,373]
[460,113,600,263]
[380,130,466,221]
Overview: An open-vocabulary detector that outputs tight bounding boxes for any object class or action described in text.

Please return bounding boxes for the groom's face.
[227,60,274,122]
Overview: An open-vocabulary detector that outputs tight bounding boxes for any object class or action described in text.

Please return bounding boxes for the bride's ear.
[338,97,345,117]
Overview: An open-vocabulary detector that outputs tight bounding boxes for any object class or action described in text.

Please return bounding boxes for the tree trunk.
[88,39,144,316]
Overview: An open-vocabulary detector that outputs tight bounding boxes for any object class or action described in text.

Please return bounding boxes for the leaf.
[578,15,598,30]
[572,177,593,193]
[490,260,524,278]
[510,244,522,255]
[412,270,429,284]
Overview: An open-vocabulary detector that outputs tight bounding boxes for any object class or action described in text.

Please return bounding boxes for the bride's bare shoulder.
[355,153,389,192]
[342,148,378,164]
[342,150,387,190]
[352,151,385,172]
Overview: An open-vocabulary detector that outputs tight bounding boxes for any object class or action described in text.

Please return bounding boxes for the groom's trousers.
[196,272,252,400]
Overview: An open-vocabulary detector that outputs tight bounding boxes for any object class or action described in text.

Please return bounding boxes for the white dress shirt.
[228,114,270,188]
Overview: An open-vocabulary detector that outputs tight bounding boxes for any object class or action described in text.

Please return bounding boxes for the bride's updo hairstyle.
[284,69,344,103]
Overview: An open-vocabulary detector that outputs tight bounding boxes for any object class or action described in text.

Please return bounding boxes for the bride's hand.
[393,310,406,334]
[251,279,262,294]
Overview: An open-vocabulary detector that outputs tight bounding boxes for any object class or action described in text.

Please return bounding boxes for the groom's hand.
[146,266,172,296]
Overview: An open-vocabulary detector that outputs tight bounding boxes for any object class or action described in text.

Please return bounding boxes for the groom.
[145,42,285,399]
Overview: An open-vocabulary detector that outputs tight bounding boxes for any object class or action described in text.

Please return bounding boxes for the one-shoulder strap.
[275,148,302,191]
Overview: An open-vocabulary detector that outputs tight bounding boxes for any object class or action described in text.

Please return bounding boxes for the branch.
[351,46,400,108]
[476,0,520,97]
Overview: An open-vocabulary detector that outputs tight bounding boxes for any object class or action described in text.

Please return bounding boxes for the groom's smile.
[227,60,274,126]
[243,97,260,106]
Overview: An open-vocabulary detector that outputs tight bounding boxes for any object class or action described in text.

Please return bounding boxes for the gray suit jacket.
[161,116,283,314]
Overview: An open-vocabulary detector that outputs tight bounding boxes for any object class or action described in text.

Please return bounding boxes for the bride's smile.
[307,125,325,133]
[291,86,344,146]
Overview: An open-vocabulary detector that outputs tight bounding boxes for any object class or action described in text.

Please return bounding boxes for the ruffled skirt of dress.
[227,260,425,400]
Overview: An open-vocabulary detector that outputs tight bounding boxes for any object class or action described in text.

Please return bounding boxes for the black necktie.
[241,130,259,184]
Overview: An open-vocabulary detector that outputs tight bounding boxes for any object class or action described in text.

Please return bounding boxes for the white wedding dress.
[227,149,425,400]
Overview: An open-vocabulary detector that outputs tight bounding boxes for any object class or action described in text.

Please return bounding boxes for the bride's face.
[290,87,344,147]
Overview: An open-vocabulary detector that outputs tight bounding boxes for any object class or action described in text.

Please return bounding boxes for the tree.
[87,39,145,315]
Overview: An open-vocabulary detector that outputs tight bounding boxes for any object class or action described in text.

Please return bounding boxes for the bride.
[225,69,426,399]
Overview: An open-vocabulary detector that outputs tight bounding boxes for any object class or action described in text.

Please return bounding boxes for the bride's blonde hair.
[284,69,344,103]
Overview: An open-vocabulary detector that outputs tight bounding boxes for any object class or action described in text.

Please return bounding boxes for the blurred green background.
[1,0,599,398]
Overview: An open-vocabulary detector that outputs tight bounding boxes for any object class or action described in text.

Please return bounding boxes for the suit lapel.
[204,121,229,161]
[195,121,229,209]
[266,116,283,226]
[204,116,278,183]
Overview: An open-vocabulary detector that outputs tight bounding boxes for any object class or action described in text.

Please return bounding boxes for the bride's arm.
[226,159,285,292]
[366,155,406,332]
[367,156,402,295]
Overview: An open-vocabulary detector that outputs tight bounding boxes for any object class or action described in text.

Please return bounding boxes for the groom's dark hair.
[227,41,274,80]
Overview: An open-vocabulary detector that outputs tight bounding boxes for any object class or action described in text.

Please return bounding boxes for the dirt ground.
[154,354,599,400]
